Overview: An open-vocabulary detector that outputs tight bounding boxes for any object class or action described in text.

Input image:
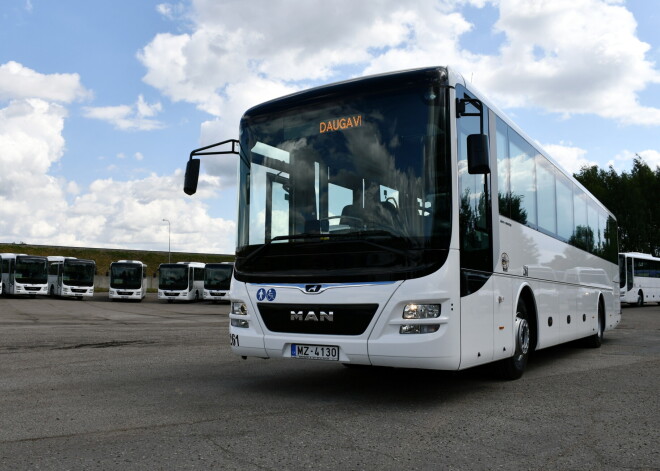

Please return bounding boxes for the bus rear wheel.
[498,298,530,380]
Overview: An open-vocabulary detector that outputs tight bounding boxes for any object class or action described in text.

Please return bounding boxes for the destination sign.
[319,114,363,134]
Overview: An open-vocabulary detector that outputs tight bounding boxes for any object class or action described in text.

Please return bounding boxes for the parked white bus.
[158,262,205,302]
[47,256,96,299]
[204,262,234,301]
[619,252,660,306]
[0,253,49,296]
[108,260,147,301]
[184,66,620,379]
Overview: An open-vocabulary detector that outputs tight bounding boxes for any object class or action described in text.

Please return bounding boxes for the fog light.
[231,319,249,328]
[403,303,440,319]
[400,324,440,334]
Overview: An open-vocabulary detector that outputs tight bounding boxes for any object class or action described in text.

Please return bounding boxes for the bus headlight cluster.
[400,303,441,334]
[231,302,249,328]
[403,303,440,319]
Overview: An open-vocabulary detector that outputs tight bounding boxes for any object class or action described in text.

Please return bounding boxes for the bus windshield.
[15,257,47,284]
[236,71,452,282]
[205,264,232,290]
[63,261,95,287]
[110,264,143,290]
[159,265,189,290]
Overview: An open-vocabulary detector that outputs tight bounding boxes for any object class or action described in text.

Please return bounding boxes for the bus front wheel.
[498,298,530,380]
[636,291,644,307]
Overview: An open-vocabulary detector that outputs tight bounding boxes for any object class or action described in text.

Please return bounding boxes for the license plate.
[291,344,339,361]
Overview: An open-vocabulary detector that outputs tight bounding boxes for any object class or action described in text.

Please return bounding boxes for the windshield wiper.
[241,230,420,266]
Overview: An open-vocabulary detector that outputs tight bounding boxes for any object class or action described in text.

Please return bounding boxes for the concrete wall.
[94,275,159,290]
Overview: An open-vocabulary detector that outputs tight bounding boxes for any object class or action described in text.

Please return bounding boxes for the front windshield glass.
[205,264,233,290]
[15,257,48,284]
[63,261,95,286]
[110,264,143,290]
[159,265,189,290]
[237,71,451,282]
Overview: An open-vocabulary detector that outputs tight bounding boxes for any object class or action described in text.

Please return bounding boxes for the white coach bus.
[47,256,96,299]
[619,252,660,306]
[183,66,620,379]
[109,260,147,301]
[158,262,205,302]
[204,262,234,301]
[0,253,49,297]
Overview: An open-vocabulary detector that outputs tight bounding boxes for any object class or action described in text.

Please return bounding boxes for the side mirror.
[467,134,490,174]
[183,159,201,195]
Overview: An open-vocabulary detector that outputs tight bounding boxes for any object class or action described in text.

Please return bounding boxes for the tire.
[585,301,604,348]
[636,291,644,307]
[498,298,531,380]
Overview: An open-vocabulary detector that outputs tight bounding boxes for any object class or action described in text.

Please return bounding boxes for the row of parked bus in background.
[109,260,233,303]
[0,253,233,303]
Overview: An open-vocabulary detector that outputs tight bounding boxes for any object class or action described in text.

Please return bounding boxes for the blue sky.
[1,0,659,254]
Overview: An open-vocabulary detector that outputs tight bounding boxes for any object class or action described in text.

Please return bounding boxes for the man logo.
[305,284,322,293]
[290,310,334,322]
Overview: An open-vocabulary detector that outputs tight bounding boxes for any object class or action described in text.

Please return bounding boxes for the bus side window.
[456,85,492,274]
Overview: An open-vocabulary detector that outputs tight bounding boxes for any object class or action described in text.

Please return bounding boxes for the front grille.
[117,291,133,296]
[72,289,87,293]
[164,292,179,297]
[258,303,378,335]
[25,287,40,291]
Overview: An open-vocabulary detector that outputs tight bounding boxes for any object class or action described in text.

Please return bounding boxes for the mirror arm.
[456,98,485,134]
[184,139,241,196]
[190,139,239,159]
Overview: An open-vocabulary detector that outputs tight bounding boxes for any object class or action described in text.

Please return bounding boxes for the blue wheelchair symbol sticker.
[266,288,276,301]
[256,288,266,301]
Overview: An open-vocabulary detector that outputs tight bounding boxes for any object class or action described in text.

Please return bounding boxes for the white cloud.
[541,142,597,175]
[474,0,660,125]
[0,61,91,103]
[609,149,660,172]
[138,0,660,193]
[83,94,164,131]
[0,64,236,253]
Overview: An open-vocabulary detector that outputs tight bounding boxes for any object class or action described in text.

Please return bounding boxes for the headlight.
[402,303,440,319]
[231,302,249,328]
[231,302,248,315]
[400,303,441,334]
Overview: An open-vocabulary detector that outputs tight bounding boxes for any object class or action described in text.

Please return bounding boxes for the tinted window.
[508,130,536,226]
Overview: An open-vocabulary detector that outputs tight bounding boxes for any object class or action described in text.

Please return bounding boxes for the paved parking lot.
[1,294,658,470]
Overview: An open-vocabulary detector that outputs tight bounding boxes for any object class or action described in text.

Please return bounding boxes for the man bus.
[0,253,48,297]
[183,66,620,379]
[204,262,234,302]
[108,260,147,301]
[158,261,205,302]
[47,256,96,299]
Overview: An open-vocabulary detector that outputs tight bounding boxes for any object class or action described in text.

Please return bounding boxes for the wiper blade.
[241,230,420,266]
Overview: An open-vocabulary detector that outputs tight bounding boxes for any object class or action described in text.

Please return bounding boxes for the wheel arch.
[515,283,538,352]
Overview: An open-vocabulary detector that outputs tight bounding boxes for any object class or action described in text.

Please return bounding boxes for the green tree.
[574,157,659,257]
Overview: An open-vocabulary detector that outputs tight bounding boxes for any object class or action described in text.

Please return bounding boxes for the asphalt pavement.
[1,294,658,470]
